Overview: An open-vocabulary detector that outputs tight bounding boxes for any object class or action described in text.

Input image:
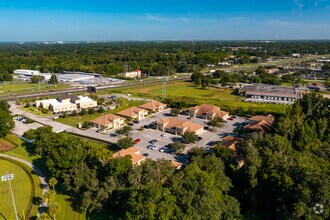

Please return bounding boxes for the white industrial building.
[118,70,142,78]
[35,94,97,113]
[13,69,52,80]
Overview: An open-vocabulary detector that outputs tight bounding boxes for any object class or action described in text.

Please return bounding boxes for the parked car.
[227,118,234,120]
[149,139,158,144]
[161,133,168,137]
[231,115,237,119]
[203,126,209,130]
[110,133,118,137]
[134,138,141,143]
[133,120,140,124]
[149,145,159,150]
[159,146,169,153]
[127,123,134,126]
[142,153,149,157]
[96,129,103,133]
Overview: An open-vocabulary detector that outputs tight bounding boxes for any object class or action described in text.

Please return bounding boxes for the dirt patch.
[0,140,15,152]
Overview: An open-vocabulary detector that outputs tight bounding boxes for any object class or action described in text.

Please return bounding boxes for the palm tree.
[48,177,57,194]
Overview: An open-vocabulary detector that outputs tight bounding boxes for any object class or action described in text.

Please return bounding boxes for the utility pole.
[1,173,18,220]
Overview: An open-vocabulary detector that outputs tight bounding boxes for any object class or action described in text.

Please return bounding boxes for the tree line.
[1,41,329,81]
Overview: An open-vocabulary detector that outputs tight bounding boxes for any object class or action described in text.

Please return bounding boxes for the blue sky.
[0,0,329,41]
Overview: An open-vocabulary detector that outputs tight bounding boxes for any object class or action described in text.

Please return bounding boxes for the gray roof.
[57,94,79,102]
[239,84,303,98]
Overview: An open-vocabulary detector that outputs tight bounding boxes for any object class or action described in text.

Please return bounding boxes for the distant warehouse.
[56,71,102,82]
[13,69,52,80]
[239,84,308,104]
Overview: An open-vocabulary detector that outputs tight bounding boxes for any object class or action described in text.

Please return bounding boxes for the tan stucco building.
[90,114,125,130]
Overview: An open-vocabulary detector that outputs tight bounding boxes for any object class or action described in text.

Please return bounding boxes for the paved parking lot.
[12,119,44,136]
[100,110,247,161]
[12,100,247,163]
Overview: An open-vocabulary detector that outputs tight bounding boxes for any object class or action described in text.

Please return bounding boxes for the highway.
[0,76,190,101]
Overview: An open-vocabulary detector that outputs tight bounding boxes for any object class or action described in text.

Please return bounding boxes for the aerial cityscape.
[0,1,329,220]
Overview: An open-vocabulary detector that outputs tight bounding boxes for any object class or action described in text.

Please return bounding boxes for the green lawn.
[110,81,289,115]
[19,105,53,116]
[0,82,69,97]
[0,159,33,220]
[2,134,37,163]
[56,98,144,127]
[55,194,86,220]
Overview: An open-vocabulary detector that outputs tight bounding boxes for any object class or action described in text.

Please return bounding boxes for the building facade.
[90,114,125,130]
[239,84,307,104]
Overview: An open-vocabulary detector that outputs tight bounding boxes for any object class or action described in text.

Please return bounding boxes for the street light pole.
[1,173,18,220]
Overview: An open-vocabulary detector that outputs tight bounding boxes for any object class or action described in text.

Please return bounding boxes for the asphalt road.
[1,76,190,101]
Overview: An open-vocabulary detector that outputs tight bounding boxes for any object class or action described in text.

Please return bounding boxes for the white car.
[151,145,159,150]
[161,133,168,137]
[159,147,168,153]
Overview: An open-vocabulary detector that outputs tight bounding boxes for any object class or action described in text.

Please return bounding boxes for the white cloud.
[145,13,164,22]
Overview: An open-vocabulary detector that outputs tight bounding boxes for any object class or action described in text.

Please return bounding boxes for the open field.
[19,105,53,116]
[0,82,69,97]
[0,159,33,219]
[108,81,290,115]
[56,98,144,127]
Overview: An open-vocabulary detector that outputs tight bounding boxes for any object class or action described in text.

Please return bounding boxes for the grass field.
[19,105,53,116]
[56,98,144,127]
[55,194,86,220]
[0,159,33,220]
[0,82,69,97]
[109,81,290,115]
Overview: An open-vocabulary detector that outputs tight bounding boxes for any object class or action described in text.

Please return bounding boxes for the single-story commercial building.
[139,100,167,112]
[188,104,229,120]
[244,114,275,132]
[116,106,148,121]
[239,84,307,104]
[35,94,97,113]
[112,147,146,165]
[156,118,204,135]
[90,114,125,130]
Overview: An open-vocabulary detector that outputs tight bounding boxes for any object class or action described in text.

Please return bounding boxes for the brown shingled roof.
[112,147,145,165]
[90,114,125,127]
[117,106,147,118]
[244,114,275,132]
[158,118,203,132]
[139,100,166,111]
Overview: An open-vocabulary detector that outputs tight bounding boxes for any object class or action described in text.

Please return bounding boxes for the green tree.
[49,177,58,194]
[181,131,199,143]
[208,117,225,130]
[117,137,135,149]
[170,108,180,116]
[0,109,14,138]
[167,141,186,153]
[48,74,58,85]
[116,126,133,135]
